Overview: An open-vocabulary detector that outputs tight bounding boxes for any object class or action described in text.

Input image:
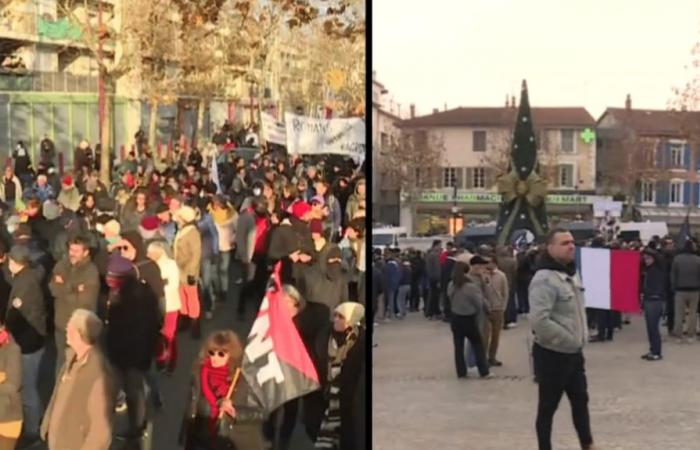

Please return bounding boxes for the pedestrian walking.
[529,228,595,450]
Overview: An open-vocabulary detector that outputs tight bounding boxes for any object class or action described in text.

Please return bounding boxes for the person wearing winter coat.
[147,241,182,374]
[23,174,55,203]
[103,255,161,441]
[381,250,402,320]
[197,203,220,318]
[313,302,366,450]
[299,245,349,321]
[314,181,342,242]
[496,246,518,327]
[119,231,165,316]
[425,241,443,319]
[39,136,55,168]
[179,330,264,450]
[641,248,668,360]
[268,201,315,285]
[48,235,100,374]
[0,320,22,450]
[120,188,152,233]
[670,239,700,341]
[41,309,116,450]
[56,175,81,213]
[209,196,237,303]
[345,178,365,223]
[0,166,23,211]
[482,256,509,367]
[5,245,47,443]
[174,206,203,338]
[12,141,32,188]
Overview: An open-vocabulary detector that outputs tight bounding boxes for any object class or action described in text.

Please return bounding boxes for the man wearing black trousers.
[529,229,597,450]
[425,240,442,319]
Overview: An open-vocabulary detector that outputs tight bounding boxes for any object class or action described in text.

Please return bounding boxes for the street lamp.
[451,174,458,236]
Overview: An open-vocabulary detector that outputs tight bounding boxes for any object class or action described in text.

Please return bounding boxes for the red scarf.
[200,358,231,418]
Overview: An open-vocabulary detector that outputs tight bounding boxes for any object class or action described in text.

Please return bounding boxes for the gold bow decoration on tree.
[496,168,547,207]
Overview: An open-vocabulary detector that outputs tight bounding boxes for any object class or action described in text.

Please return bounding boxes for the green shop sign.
[417,191,597,205]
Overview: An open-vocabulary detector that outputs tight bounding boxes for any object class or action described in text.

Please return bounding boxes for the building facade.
[398,105,601,235]
[371,71,404,225]
[597,96,700,231]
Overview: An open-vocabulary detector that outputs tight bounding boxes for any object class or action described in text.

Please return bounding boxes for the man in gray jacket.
[670,239,700,342]
[529,228,596,450]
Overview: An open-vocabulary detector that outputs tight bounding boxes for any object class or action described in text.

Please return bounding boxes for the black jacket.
[5,266,47,354]
[268,217,314,284]
[299,246,348,315]
[105,277,160,371]
[121,231,165,312]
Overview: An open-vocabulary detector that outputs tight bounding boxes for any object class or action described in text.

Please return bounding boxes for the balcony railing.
[0,70,98,92]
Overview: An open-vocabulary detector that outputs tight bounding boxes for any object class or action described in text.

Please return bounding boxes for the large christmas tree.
[495,80,549,245]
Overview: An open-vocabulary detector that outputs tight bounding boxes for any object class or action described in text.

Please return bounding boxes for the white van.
[618,222,668,244]
[372,226,408,250]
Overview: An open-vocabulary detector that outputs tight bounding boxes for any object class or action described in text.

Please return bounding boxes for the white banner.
[284,113,365,163]
[261,112,287,145]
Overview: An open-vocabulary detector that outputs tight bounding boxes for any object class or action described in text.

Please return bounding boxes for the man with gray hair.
[41,309,116,450]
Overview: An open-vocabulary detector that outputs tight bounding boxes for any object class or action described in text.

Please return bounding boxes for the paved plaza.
[373,312,700,450]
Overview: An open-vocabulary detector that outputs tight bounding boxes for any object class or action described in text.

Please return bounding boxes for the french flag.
[575,248,641,313]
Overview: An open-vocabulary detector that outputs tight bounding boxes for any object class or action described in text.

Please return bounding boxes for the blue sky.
[373,0,700,118]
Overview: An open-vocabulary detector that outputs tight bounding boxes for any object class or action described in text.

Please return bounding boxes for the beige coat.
[41,347,116,450]
[174,222,202,284]
[483,269,509,311]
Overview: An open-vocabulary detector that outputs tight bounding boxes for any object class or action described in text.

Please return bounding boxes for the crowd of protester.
[0,121,366,450]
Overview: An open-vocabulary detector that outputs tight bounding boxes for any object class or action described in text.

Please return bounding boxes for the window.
[473,131,486,152]
[443,167,457,188]
[641,181,655,203]
[380,132,389,149]
[473,167,485,189]
[670,144,683,167]
[561,129,575,153]
[558,164,574,188]
[670,181,683,204]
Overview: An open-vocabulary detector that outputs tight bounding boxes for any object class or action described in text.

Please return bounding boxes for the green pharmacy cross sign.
[581,128,595,144]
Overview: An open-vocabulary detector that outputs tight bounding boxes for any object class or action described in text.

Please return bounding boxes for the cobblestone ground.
[373,312,700,450]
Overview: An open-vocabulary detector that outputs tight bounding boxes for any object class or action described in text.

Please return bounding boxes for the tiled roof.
[600,108,700,137]
[399,107,596,128]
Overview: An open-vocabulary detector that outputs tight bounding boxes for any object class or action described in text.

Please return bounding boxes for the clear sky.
[373,0,700,119]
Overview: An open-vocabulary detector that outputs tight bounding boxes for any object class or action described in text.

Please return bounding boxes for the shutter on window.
[684,181,691,205]
[656,142,665,168]
[465,168,473,189]
[656,181,669,205]
[455,167,464,189]
[685,144,691,169]
[695,182,700,206]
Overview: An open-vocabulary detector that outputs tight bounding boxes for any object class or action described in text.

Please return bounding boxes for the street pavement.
[373,312,700,450]
[27,276,314,450]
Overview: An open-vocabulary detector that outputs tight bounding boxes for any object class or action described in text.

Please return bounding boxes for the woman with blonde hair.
[180,330,263,450]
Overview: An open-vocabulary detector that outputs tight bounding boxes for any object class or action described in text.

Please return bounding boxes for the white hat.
[175,206,197,224]
[334,302,365,326]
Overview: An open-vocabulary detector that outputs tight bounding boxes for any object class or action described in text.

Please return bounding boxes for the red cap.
[140,216,160,231]
[309,219,323,234]
[62,175,73,186]
[291,201,312,220]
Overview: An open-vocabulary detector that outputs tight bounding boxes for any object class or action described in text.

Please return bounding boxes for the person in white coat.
[146,241,181,373]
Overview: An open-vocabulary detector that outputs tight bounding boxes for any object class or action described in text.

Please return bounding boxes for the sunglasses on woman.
[208,349,228,358]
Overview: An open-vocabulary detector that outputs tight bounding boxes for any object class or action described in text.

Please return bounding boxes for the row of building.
[372,72,700,236]
[1,0,298,167]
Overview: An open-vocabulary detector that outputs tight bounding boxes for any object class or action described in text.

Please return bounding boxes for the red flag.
[241,264,320,414]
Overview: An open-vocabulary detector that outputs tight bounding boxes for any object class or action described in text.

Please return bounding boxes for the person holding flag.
[179,330,264,450]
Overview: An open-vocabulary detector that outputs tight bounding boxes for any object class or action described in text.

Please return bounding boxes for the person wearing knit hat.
[103,253,161,441]
[314,300,366,449]
[291,201,312,222]
[173,203,203,337]
[42,200,61,221]
[57,173,80,213]
[139,216,161,242]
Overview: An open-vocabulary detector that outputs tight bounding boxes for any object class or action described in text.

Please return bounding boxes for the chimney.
[410,103,415,119]
[433,108,439,114]
[444,102,447,111]
[625,94,631,110]
[505,95,509,107]
[511,95,516,108]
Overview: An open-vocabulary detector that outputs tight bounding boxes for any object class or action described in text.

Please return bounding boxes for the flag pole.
[218,367,242,420]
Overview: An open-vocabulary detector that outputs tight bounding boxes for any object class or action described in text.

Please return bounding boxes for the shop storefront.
[403,190,612,236]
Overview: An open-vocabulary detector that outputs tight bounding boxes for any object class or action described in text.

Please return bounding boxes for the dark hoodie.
[535,250,577,276]
[298,245,348,317]
[268,216,315,284]
[121,231,165,316]
[641,249,667,302]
